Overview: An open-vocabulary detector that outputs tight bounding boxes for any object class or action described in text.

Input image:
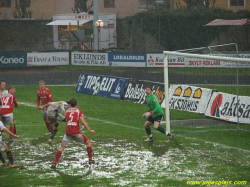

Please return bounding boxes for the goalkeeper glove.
[142,111,154,118]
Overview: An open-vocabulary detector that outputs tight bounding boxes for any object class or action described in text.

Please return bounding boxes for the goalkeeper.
[40,101,67,142]
[142,87,173,142]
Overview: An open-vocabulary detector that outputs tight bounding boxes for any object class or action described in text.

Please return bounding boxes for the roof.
[205,18,250,26]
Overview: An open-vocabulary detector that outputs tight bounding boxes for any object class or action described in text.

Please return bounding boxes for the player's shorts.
[147,115,163,124]
[0,139,6,151]
[61,133,88,147]
[1,113,14,125]
[48,116,57,126]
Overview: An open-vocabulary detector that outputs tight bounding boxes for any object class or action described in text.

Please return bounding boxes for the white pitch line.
[19,101,250,153]
[87,117,142,130]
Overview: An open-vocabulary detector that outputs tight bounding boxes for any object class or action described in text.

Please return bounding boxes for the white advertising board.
[161,85,213,114]
[71,52,108,66]
[27,52,69,66]
[205,92,250,124]
[108,53,146,67]
[147,53,250,68]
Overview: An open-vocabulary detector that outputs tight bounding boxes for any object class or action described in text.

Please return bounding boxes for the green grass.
[0,85,250,187]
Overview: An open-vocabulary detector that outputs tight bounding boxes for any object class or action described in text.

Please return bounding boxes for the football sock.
[145,128,153,138]
[54,151,62,164]
[50,129,58,140]
[6,151,14,165]
[0,152,6,164]
[145,128,151,135]
[87,147,93,161]
[9,125,15,139]
[45,123,51,132]
[156,126,166,134]
[49,125,54,133]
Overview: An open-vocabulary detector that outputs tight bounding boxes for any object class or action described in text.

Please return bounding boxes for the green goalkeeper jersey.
[146,93,164,118]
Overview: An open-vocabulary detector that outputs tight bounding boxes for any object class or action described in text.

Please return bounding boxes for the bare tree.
[13,0,33,18]
[72,0,93,13]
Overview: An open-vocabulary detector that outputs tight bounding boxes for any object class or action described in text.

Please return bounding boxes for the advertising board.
[27,52,69,66]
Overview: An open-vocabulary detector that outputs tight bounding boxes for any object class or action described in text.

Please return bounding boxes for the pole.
[93,0,99,51]
[156,1,164,51]
[164,53,171,133]
[159,9,161,51]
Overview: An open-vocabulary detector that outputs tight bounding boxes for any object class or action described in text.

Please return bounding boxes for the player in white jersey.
[0,121,20,167]
[40,101,68,142]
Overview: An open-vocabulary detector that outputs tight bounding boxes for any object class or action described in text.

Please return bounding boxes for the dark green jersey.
[146,93,164,118]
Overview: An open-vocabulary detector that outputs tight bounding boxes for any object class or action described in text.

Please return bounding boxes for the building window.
[229,0,245,7]
[0,0,11,7]
[104,0,114,8]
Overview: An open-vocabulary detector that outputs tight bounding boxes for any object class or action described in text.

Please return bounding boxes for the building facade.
[0,0,139,19]
[171,0,249,11]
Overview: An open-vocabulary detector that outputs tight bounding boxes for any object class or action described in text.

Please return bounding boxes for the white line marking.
[19,101,250,153]
[87,117,142,130]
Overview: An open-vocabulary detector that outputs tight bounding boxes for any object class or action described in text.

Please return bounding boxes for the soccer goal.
[163,45,250,133]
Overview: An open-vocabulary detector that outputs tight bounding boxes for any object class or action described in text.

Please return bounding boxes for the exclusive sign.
[75,73,128,99]
[163,85,214,114]
[205,92,250,124]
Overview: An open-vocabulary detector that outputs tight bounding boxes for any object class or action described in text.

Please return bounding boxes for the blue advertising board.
[0,53,27,67]
[75,73,129,99]
[108,53,146,67]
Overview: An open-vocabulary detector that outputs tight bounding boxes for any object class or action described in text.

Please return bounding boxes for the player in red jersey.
[37,80,53,134]
[51,98,96,168]
[0,86,18,141]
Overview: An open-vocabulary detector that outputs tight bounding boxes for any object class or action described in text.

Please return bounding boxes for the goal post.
[163,50,250,133]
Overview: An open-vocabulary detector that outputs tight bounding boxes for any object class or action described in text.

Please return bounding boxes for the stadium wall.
[1,51,250,68]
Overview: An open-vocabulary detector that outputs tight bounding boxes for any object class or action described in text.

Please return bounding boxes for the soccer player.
[0,120,20,167]
[0,86,18,141]
[142,86,173,142]
[37,80,53,134]
[0,81,8,98]
[51,98,95,168]
[40,101,67,142]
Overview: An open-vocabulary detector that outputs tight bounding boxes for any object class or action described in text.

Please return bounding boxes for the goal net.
[163,43,250,133]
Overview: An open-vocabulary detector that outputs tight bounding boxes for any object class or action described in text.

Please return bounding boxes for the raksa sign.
[75,73,128,99]
[205,92,250,124]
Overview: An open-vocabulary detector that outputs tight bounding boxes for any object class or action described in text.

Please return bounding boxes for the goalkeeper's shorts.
[147,115,163,123]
